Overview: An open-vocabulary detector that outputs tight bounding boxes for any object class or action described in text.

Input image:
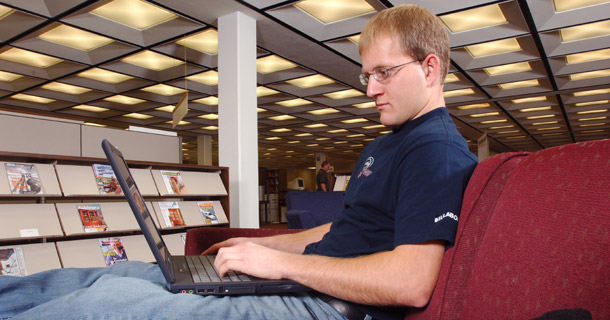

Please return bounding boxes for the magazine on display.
[99,237,128,267]
[0,247,28,276]
[77,204,108,233]
[158,201,186,227]
[197,201,219,225]
[160,170,187,195]
[5,163,43,195]
[92,164,122,195]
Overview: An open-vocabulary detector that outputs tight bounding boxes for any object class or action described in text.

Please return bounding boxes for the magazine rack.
[0,151,230,275]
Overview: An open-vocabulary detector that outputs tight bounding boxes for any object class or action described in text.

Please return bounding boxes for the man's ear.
[422,54,441,86]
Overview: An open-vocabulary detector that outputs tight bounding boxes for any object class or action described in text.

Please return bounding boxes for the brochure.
[197,201,219,225]
[77,204,108,233]
[0,247,28,276]
[158,201,185,227]
[99,238,128,267]
[5,163,43,195]
[92,164,122,195]
[160,170,187,195]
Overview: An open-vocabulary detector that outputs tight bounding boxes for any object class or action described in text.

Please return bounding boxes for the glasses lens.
[359,73,369,86]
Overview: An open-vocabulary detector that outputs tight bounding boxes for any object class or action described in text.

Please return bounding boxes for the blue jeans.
[0,261,347,320]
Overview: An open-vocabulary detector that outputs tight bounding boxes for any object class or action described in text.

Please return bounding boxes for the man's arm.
[213,240,445,308]
[202,223,331,255]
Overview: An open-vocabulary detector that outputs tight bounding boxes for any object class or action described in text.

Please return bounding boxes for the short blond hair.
[359,5,450,82]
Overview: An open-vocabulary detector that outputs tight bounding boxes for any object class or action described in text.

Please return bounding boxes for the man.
[316,160,332,191]
[0,5,477,320]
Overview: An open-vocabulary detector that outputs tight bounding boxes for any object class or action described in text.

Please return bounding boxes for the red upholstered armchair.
[185,139,610,320]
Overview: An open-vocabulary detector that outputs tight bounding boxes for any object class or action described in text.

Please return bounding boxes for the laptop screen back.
[102,139,175,283]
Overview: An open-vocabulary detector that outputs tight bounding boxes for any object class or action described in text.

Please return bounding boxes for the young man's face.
[361,35,431,127]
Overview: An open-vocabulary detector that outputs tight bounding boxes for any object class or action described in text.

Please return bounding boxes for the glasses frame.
[359,60,421,86]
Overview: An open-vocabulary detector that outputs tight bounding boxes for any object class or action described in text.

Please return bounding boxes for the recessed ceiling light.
[38,25,113,51]
[440,4,507,33]
[457,103,490,110]
[362,124,385,129]
[198,114,219,120]
[77,68,133,84]
[323,89,364,100]
[542,132,563,136]
[0,71,22,82]
[481,119,508,124]
[257,55,297,74]
[165,120,191,125]
[201,126,218,130]
[123,113,153,119]
[444,88,475,97]
[122,50,183,71]
[469,112,500,118]
[84,122,107,127]
[577,109,608,114]
[445,73,460,83]
[347,134,365,138]
[489,125,514,130]
[581,129,606,133]
[42,82,92,95]
[341,118,368,124]
[578,116,607,121]
[286,74,335,88]
[305,123,328,128]
[316,137,331,141]
[560,20,610,43]
[193,96,218,106]
[520,106,552,112]
[532,121,559,126]
[465,37,522,58]
[496,130,520,134]
[536,126,562,131]
[276,98,312,107]
[295,133,313,137]
[141,84,186,96]
[293,0,375,24]
[257,86,280,97]
[575,100,609,106]
[91,0,177,30]
[484,62,532,76]
[288,140,301,144]
[573,88,610,96]
[269,115,296,121]
[554,0,610,12]
[504,135,527,139]
[11,93,55,104]
[348,35,360,45]
[569,69,610,81]
[527,114,555,119]
[156,105,175,112]
[353,101,376,109]
[271,128,292,133]
[308,108,340,115]
[0,48,62,68]
[176,29,218,54]
[512,96,547,104]
[104,95,145,105]
[579,122,605,127]
[328,129,348,133]
[187,70,218,86]
[0,5,14,19]
[566,48,610,64]
[498,79,540,90]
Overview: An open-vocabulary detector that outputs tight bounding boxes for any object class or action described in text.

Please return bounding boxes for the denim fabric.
[0,261,346,320]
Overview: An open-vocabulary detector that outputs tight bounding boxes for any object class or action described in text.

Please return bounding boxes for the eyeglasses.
[359,60,420,86]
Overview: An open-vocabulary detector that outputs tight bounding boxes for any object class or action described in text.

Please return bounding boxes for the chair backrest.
[286,191,344,227]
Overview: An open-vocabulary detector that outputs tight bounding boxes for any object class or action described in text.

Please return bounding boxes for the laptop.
[101,139,310,296]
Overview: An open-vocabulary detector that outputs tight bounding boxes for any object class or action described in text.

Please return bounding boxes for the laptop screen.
[103,140,175,282]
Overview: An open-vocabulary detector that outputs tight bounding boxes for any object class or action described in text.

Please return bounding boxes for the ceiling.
[0,0,609,170]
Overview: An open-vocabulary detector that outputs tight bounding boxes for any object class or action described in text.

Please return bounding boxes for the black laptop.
[101,139,310,296]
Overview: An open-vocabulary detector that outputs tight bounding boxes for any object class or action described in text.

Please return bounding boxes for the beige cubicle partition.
[0,204,64,239]
[162,233,187,255]
[151,170,228,196]
[0,111,81,157]
[81,125,181,163]
[54,165,159,197]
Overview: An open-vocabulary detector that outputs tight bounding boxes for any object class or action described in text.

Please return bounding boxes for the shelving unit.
[0,151,229,275]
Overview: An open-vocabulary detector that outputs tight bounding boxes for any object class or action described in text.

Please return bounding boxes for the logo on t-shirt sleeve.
[434,212,458,223]
[357,156,374,178]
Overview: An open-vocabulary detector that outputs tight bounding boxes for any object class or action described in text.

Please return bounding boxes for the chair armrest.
[184,227,301,255]
[285,209,316,229]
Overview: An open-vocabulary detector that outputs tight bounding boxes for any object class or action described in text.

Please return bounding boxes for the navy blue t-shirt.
[304,107,477,320]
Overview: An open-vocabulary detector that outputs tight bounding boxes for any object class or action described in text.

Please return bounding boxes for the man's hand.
[201,237,261,255]
[213,242,293,279]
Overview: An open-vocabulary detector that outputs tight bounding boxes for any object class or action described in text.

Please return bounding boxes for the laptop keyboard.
[185,255,253,283]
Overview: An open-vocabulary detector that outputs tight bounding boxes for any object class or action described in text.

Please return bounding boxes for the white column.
[218,12,259,228]
[197,135,212,166]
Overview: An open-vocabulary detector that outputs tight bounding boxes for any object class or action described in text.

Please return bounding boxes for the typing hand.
[213,241,287,280]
